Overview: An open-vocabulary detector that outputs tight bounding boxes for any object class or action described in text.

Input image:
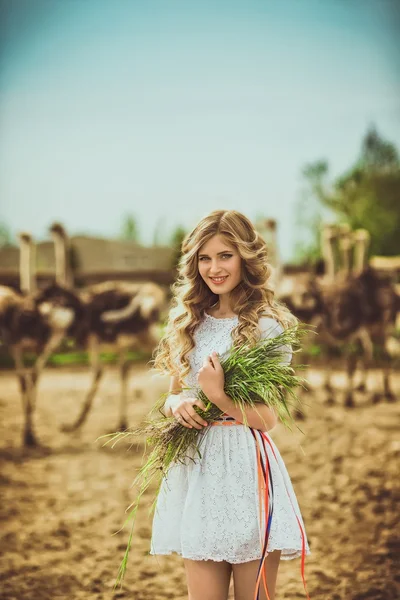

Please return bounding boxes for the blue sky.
[1,0,399,260]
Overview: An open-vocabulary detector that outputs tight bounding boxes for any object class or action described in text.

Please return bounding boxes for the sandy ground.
[0,364,399,600]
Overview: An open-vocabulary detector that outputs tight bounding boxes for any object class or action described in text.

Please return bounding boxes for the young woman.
[150,210,310,600]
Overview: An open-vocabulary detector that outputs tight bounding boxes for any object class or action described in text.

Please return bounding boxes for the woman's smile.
[209,276,229,285]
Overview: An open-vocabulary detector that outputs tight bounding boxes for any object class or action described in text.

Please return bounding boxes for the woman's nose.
[208,261,223,274]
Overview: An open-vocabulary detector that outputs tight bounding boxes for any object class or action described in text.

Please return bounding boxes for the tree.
[169,225,187,270]
[297,127,400,260]
[293,161,335,264]
[152,217,167,246]
[120,214,140,243]
[293,192,326,264]
[0,221,13,248]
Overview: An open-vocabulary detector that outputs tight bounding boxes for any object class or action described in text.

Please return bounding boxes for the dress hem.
[149,547,310,563]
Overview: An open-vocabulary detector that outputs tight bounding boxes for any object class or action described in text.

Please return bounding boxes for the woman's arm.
[199,317,290,431]
[162,375,209,429]
[162,374,183,417]
[212,391,278,431]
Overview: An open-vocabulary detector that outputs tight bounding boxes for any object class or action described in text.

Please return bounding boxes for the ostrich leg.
[372,347,396,404]
[344,353,357,408]
[322,344,337,405]
[381,339,396,402]
[383,366,396,402]
[323,361,336,406]
[33,331,65,382]
[323,369,334,394]
[22,373,37,446]
[355,358,368,392]
[61,336,103,432]
[11,347,38,447]
[117,351,131,431]
[28,331,66,413]
[356,328,374,394]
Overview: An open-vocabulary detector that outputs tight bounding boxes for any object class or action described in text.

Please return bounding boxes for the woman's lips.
[209,276,229,285]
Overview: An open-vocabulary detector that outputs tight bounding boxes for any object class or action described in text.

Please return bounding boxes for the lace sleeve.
[258,316,292,366]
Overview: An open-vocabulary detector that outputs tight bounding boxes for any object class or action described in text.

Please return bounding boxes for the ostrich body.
[61,280,166,432]
[1,226,166,445]
[48,224,167,433]
[313,266,397,406]
[278,225,397,410]
[0,233,81,446]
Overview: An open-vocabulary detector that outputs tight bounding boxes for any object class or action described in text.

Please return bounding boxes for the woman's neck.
[209,298,236,318]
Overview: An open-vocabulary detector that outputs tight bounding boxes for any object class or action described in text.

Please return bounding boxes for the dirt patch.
[0,366,399,599]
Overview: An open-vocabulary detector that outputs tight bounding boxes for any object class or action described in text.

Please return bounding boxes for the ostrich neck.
[322,232,336,283]
[19,241,36,294]
[267,230,281,285]
[53,235,71,287]
[339,240,352,277]
[353,240,367,274]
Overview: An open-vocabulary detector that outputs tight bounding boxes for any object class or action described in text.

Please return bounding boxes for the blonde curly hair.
[153,209,297,380]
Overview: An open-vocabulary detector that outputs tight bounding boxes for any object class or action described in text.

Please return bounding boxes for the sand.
[0,365,398,600]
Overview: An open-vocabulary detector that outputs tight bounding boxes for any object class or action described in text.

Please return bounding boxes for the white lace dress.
[150,313,310,564]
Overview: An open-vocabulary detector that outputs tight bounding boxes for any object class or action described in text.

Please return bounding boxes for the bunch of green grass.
[100,324,309,588]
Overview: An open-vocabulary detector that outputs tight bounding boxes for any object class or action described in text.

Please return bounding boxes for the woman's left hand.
[196,351,225,403]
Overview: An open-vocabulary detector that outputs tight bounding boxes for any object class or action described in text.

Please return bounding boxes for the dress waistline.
[211,414,243,426]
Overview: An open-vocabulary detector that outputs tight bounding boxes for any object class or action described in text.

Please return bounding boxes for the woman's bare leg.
[232,551,281,600]
[184,558,232,600]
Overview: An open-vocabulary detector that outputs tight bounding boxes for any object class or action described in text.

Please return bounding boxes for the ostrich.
[47,223,167,432]
[0,284,31,439]
[353,229,370,276]
[277,226,343,405]
[311,223,398,406]
[337,224,353,280]
[256,218,282,287]
[316,223,369,402]
[278,223,397,410]
[0,233,80,446]
[19,232,37,294]
[349,228,397,403]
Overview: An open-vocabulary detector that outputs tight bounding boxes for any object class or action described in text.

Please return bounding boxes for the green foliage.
[293,188,326,264]
[293,160,337,264]
[295,126,400,261]
[307,344,322,358]
[0,221,13,247]
[120,214,140,243]
[169,225,187,269]
[0,350,149,369]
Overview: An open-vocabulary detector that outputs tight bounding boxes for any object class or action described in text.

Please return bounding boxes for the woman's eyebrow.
[198,250,233,257]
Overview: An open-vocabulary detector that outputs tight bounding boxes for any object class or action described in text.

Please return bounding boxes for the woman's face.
[197,234,242,295]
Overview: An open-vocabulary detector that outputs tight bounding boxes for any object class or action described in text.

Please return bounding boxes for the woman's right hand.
[170,396,208,430]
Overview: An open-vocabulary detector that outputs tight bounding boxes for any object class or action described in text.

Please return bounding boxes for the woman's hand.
[170,395,209,430]
[197,351,225,404]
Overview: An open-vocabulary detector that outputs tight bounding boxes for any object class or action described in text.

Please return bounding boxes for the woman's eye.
[198,254,232,261]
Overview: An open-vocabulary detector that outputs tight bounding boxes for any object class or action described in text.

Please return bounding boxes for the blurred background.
[0,1,399,599]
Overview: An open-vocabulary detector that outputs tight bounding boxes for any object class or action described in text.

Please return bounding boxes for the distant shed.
[0,236,176,289]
